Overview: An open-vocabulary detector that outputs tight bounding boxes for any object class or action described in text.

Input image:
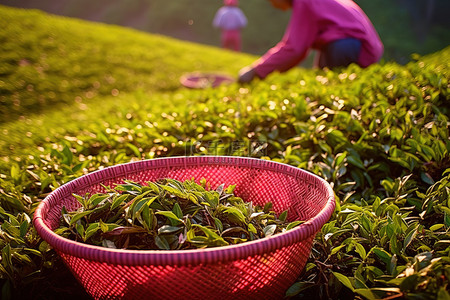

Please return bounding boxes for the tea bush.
[0,5,449,300]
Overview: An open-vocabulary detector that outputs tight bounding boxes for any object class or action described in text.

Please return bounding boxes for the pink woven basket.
[180,72,235,89]
[34,156,335,300]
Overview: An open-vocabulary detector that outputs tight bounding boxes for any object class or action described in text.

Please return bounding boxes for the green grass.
[1,5,449,300]
[0,5,254,121]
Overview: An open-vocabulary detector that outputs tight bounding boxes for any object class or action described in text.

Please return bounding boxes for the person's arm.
[236,8,247,28]
[251,1,317,79]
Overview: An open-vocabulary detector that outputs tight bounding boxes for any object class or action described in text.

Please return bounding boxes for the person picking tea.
[238,0,383,83]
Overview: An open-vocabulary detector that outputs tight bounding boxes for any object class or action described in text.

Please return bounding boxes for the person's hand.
[238,66,256,83]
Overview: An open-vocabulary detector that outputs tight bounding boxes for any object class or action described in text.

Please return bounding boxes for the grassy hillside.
[0,5,255,121]
[0,5,449,300]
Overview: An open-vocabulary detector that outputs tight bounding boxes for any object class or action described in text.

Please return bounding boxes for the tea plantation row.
[0,5,449,300]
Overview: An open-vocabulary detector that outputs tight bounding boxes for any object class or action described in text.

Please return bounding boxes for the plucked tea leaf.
[263,202,273,213]
[248,223,257,234]
[85,223,100,240]
[115,183,142,193]
[214,217,223,232]
[192,224,229,246]
[202,192,220,209]
[57,179,298,252]
[72,193,87,209]
[279,210,288,222]
[99,220,109,233]
[355,243,367,260]
[263,224,277,237]
[224,207,246,225]
[89,194,111,208]
[69,211,92,225]
[131,197,153,218]
[141,205,154,230]
[158,225,182,235]
[286,220,304,230]
[429,224,444,232]
[76,223,85,240]
[160,184,187,199]
[156,211,182,225]
[172,203,183,219]
[102,240,117,249]
[155,235,170,250]
[250,212,264,219]
[111,194,129,211]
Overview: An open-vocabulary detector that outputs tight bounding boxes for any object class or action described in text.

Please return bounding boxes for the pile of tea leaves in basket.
[56,178,303,250]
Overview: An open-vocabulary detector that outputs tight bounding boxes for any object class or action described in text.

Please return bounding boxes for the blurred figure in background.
[238,0,383,83]
[213,0,248,52]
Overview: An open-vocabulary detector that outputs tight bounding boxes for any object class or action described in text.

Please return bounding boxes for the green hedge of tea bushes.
[0,4,449,300]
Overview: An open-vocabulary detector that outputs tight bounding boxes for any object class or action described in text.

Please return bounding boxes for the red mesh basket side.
[58,237,314,300]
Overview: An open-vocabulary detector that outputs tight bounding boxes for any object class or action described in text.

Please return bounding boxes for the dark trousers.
[318,38,362,68]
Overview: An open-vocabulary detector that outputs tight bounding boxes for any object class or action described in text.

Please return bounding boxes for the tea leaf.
[158,225,182,235]
[88,193,110,208]
[172,203,183,219]
[111,194,129,211]
[263,202,273,213]
[429,224,444,232]
[263,224,277,237]
[2,244,12,269]
[373,247,392,265]
[214,217,223,232]
[248,223,257,234]
[85,223,100,240]
[224,207,246,225]
[72,193,87,209]
[156,211,182,225]
[155,235,170,250]
[141,205,154,230]
[160,184,187,199]
[286,220,304,230]
[76,223,85,240]
[19,220,29,238]
[102,240,117,249]
[332,272,354,292]
[355,243,367,260]
[354,289,376,300]
[69,211,92,225]
[403,224,419,251]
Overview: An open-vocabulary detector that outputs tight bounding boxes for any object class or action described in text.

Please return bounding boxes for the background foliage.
[1,0,449,63]
[0,5,449,300]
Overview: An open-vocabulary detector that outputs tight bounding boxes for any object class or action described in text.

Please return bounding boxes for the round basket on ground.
[180,72,235,89]
[34,156,335,300]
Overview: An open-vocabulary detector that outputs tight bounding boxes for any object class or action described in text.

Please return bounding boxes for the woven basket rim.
[34,156,335,266]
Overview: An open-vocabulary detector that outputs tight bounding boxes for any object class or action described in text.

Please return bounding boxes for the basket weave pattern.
[34,156,335,300]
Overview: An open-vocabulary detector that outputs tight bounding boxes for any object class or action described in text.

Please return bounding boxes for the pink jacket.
[254,0,383,78]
